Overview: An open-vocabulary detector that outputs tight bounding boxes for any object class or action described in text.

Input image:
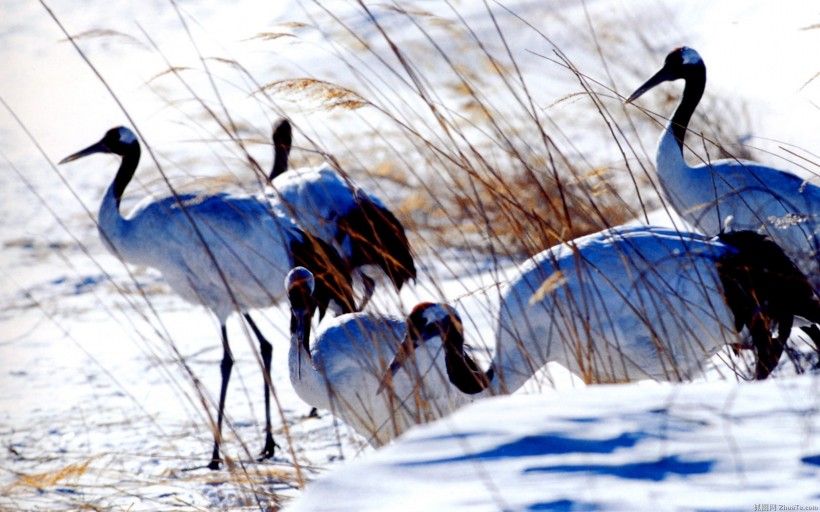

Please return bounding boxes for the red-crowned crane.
[285,267,469,446]
[268,119,416,308]
[60,126,356,469]
[626,47,820,292]
[382,226,820,400]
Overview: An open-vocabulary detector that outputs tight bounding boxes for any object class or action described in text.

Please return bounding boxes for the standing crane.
[626,47,820,291]
[268,119,416,307]
[60,126,356,469]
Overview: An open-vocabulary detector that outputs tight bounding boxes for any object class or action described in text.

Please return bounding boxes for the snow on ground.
[287,376,820,512]
[2,1,820,510]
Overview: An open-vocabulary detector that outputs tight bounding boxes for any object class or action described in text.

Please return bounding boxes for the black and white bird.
[378,302,493,398]
[268,119,416,307]
[383,226,820,398]
[626,47,820,291]
[60,126,356,470]
[495,225,820,388]
[285,267,470,446]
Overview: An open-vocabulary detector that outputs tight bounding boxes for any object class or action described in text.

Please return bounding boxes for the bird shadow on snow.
[524,455,714,482]
[802,454,820,467]
[399,407,711,465]
[801,456,820,501]
[526,499,604,512]
[394,406,717,491]
[398,431,646,466]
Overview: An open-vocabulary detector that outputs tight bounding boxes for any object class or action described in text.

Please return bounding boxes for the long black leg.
[209,324,234,470]
[777,316,801,374]
[752,317,787,380]
[244,313,278,460]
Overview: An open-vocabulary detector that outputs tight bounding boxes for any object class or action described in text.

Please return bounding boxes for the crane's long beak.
[292,307,312,380]
[625,66,674,104]
[376,331,418,395]
[59,140,108,164]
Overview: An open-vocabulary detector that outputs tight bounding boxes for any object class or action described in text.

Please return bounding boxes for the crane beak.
[59,140,109,164]
[376,331,418,395]
[625,66,674,104]
[291,306,312,379]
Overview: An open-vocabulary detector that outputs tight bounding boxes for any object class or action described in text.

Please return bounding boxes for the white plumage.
[494,225,820,389]
[627,47,820,290]
[285,267,469,446]
[384,226,820,402]
[60,126,356,469]
[268,119,416,307]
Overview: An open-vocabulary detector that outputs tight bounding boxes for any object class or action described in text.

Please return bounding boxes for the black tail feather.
[716,231,820,379]
[291,232,357,318]
[268,118,414,293]
[339,190,417,291]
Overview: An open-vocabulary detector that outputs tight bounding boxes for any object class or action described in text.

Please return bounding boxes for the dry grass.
[1,452,299,511]
[11,1,780,510]
[12,458,96,491]
[239,2,753,261]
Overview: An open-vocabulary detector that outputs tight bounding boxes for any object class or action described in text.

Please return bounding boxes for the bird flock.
[59,47,820,469]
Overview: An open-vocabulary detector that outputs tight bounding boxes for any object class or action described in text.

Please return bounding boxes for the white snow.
[287,377,820,512]
[2,0,819,510]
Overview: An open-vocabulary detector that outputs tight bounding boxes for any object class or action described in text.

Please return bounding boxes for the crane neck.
[270,146,289,180]
[288,297,319,386]
[269,119,292,180]
[113,144,141,208]
[443,343,495,395]
[97,143,140,257]
[668,65,706,154]
[290,325,314,380]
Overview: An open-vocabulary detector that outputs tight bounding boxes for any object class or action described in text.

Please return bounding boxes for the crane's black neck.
[444,345,494,395]
[288,278,316,356]
[290,315,303,353]
[670,65,706,153]
[290,308,314,356]
[270,120,292,181]
[113,144,141,207]
[270,144,289,180]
